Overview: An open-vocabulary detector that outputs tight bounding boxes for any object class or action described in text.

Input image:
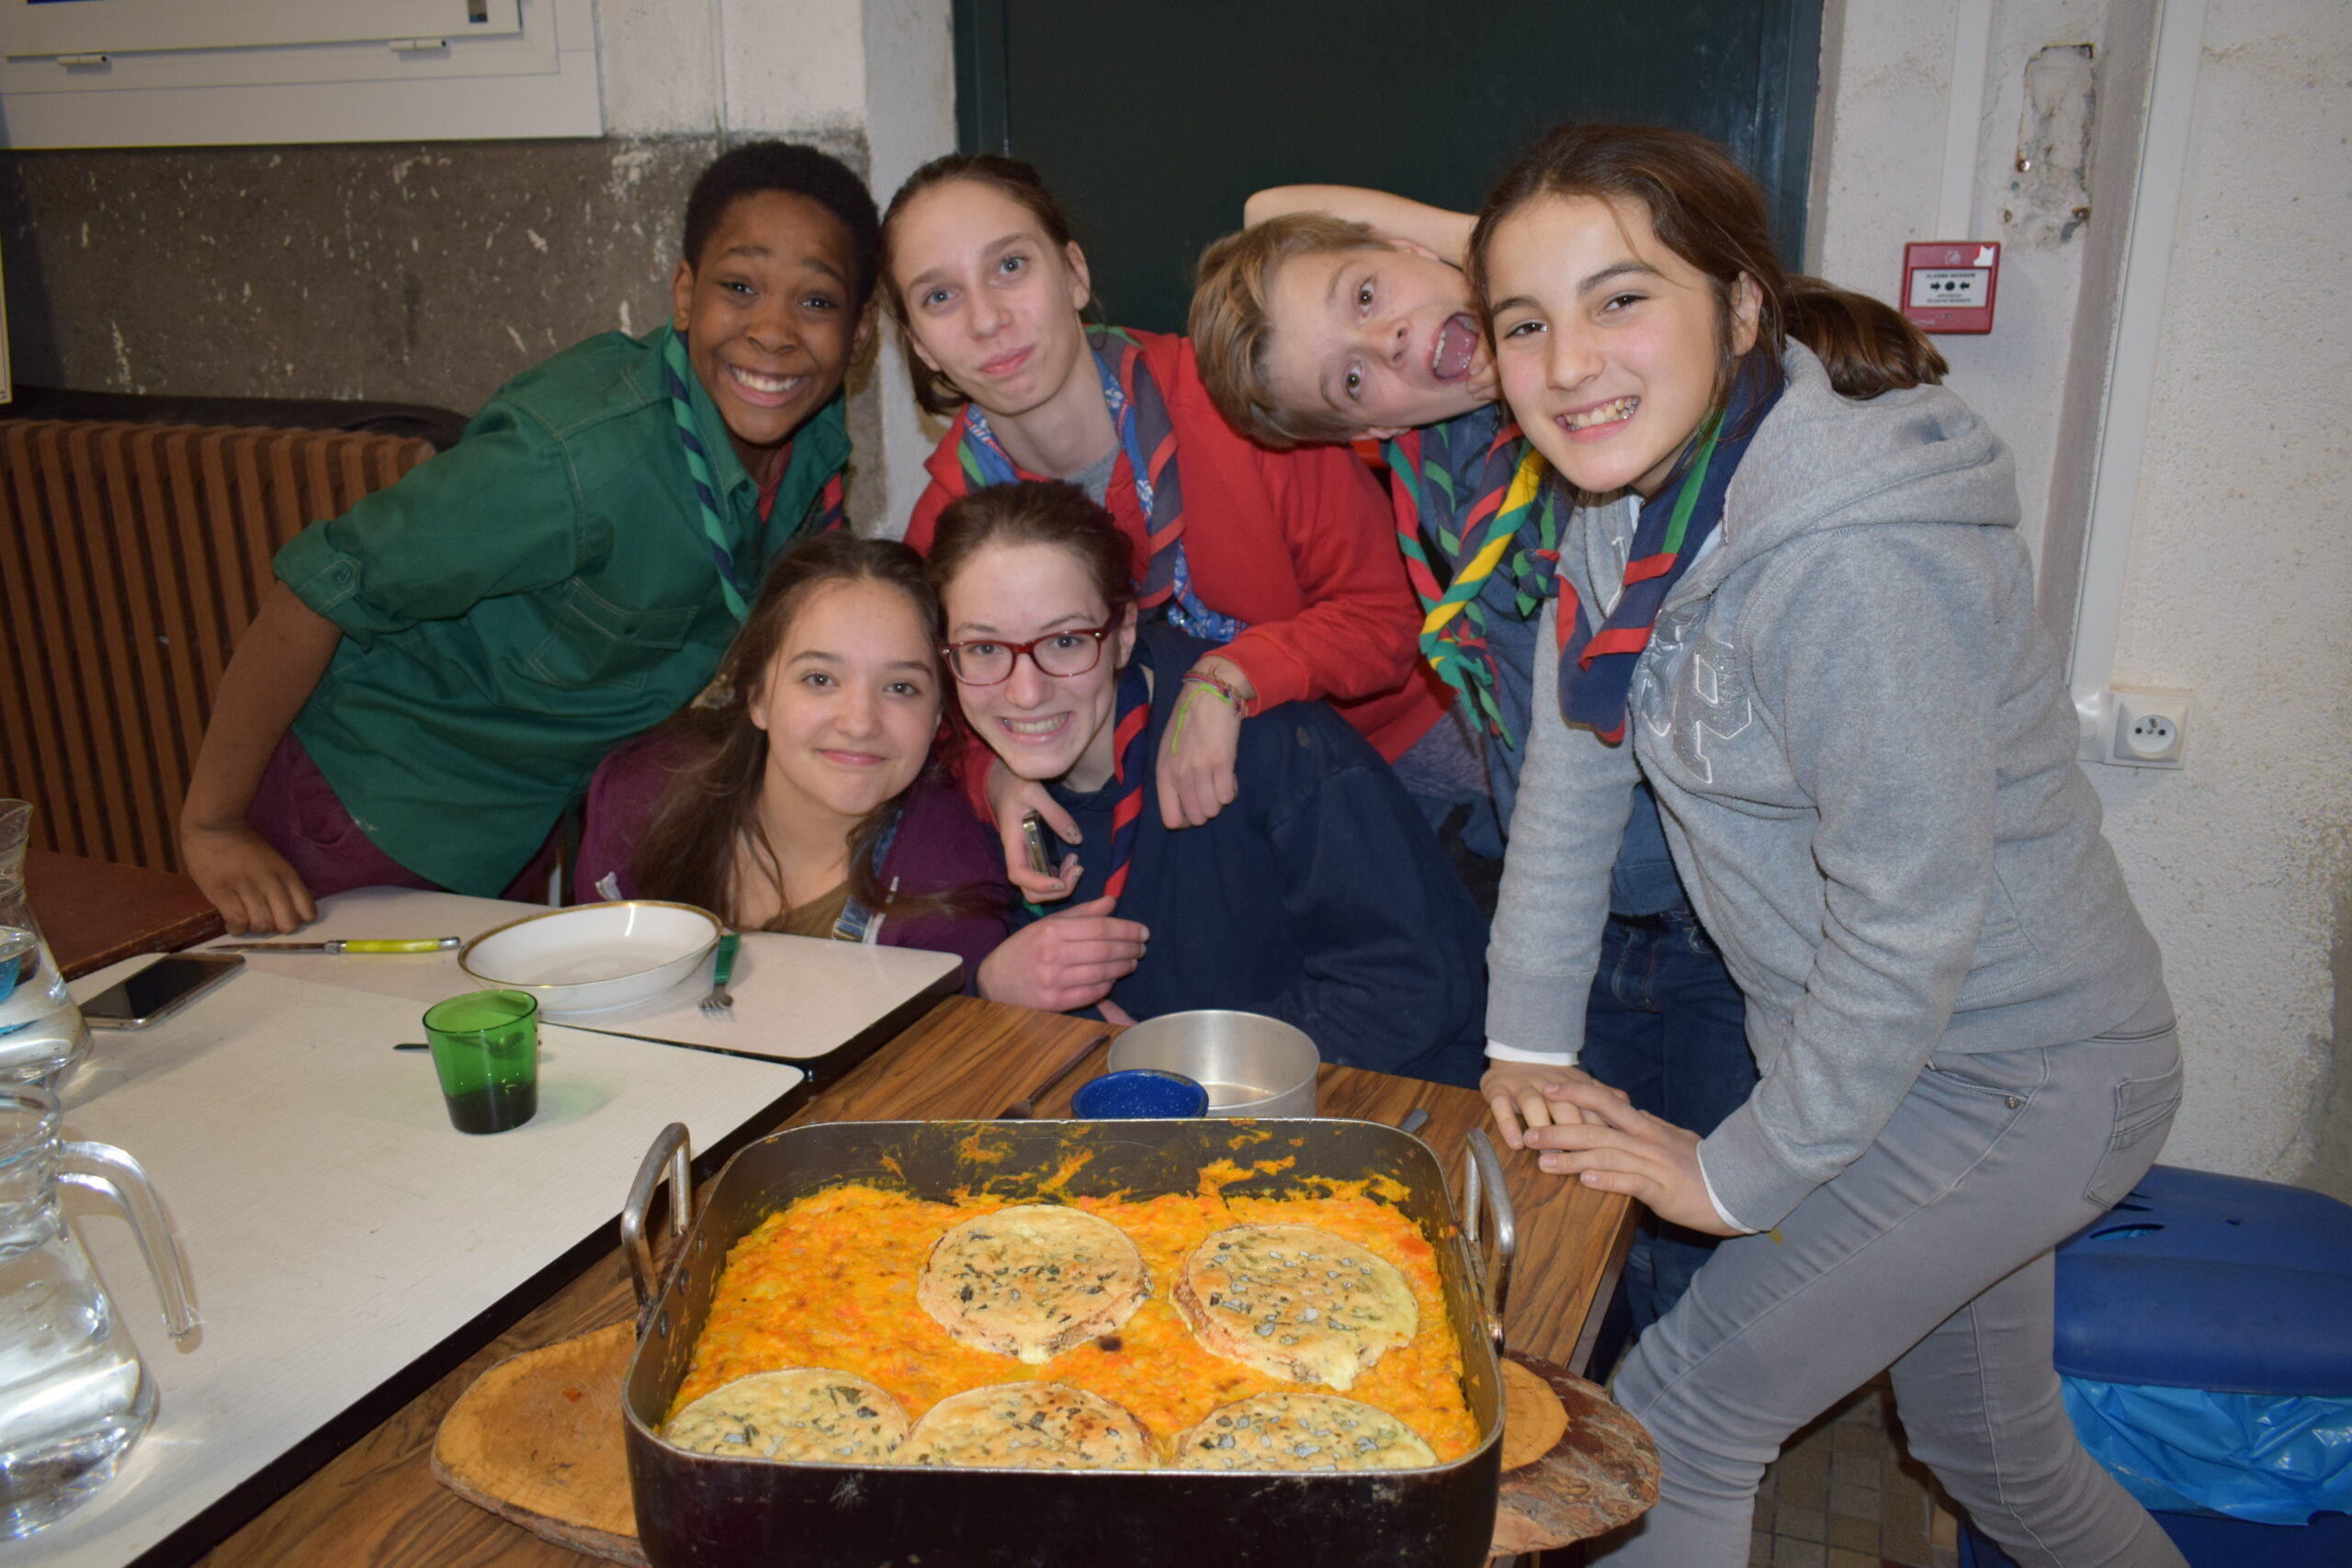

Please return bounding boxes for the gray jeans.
[1600,987,2188,1568]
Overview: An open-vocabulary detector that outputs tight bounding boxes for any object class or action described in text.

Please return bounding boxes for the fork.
[698,931,741,1018]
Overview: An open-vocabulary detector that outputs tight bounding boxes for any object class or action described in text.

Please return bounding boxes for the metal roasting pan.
[617,1117,1517,1567]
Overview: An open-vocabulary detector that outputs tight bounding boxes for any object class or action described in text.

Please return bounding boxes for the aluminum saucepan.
[1106,1010,1320,1117]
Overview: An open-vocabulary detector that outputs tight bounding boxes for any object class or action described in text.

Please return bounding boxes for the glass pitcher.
[0,1085,198,1537]
[0,802,89,1085]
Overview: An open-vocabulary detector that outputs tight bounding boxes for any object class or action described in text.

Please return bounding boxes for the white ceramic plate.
[459,902,723,1017]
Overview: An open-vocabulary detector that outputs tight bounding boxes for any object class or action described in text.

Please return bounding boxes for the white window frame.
[0,0,601,148]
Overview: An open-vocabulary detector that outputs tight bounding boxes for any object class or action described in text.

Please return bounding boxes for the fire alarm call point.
[1901,241,2001,334]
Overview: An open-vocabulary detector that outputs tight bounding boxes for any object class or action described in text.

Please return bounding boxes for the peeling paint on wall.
[2007,42,2097,246]
[0,131,888,529]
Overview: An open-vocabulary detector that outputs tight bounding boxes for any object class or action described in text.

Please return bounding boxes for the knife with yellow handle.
[209,937,462,953]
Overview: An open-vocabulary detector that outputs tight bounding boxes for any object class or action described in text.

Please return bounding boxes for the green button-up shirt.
[276,326,850,895]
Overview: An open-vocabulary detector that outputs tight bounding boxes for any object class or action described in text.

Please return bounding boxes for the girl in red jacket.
[880,153,1458,900]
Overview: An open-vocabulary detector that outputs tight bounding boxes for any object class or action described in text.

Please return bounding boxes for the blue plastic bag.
[2063,1378,2352,1526]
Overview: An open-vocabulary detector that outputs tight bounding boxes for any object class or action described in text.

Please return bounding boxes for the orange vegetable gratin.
[668,1160,1479,1462]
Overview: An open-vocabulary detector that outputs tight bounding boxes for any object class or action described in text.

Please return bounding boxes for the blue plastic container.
[2053,1166,2352,1395]
[1959,1167,2352,1568]
[1069,1069,1209,1119]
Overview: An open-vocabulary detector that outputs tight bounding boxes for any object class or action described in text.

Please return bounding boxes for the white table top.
[21,885,960,1564]
[187,887,963,1062]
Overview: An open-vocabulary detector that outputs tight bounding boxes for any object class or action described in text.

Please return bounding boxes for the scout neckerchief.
[1385,404,1561,748]
[831,813,903,944]
[1555,363,1780,742]
[947,327,1243,643]
[663,325,847,623]
[1099,659,1153,903]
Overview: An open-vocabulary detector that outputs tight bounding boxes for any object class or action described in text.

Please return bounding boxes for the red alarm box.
[1901,241,2001,334]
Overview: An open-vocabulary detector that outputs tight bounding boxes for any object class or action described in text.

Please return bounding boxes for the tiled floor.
[1748,1380,1963,1568]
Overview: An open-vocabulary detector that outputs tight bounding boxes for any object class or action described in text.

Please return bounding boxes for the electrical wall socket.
[2075,686,2191,769]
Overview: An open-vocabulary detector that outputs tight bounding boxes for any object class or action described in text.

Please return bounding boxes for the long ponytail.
[1466,123,1946,415]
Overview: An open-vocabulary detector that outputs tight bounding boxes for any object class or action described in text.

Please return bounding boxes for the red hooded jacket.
[904,329,1444,761]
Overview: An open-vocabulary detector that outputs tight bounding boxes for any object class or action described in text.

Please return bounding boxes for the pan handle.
[1460,1127,1516,1351]
[621,1121,693,1319]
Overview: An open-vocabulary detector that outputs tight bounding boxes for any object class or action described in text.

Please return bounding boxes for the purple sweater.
[576,737,1012,986]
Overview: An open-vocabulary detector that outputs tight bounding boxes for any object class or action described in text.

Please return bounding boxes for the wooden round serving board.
[432,1321,647,1567]
[432,1326,1656,1562]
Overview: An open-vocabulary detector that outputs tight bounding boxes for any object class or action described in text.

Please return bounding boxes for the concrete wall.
[1812,0,2352,1195]
[0,0,957,534]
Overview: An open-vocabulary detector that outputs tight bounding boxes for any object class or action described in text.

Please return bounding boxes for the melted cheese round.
[1173,1223,1418,1391]
[897,1381,1153,1469]
[667,1173,1476,1466]
[1171,1391,1436,1471]
[916,1204,1148,1363]
[663,1369,910,1462]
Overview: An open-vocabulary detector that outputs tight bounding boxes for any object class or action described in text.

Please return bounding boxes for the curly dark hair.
[683,141,883,310]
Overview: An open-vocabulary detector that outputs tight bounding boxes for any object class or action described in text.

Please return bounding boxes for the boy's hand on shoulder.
[1159,657,1249,829]
[181,819,319,935]
[974,897,1148,1014]
[1481,1061,1605,1149]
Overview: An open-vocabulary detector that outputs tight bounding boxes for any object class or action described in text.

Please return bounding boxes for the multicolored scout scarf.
[1385,404,1562,747]
[1100,659,1153,902]
[1555,368,1781,742]
[945,327,1243,643]
[663,326,848,623]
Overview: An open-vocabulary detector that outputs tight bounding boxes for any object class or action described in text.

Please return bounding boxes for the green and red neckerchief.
[1385,403,1561,747]
[662,324,848,623]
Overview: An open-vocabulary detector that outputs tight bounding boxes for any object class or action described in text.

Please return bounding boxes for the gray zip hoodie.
[1487,344,2162,1232]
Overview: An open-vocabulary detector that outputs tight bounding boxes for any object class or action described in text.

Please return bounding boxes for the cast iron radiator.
[0,420,435,874]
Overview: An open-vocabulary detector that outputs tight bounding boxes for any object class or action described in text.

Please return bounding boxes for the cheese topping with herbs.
[916,1203,1150,1363]
[664,1369,910,1461]
[1174,1223,1418,1391]
[898,1380,1154,1469]
[1171,1391,1435,1471]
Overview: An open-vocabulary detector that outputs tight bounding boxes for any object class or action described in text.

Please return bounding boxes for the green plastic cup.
[422,989,539,1134]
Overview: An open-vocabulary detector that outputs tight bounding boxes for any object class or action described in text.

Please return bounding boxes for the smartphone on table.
[82,953,245,1029]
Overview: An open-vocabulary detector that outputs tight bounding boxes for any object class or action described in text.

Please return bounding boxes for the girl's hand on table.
[987,760,1082,904]
[974,897,1148,1013]
[1158,656,1250,829]
[1482,1061,1605,1148]
[1521,1079,1740,1237]
[182,819,318,934]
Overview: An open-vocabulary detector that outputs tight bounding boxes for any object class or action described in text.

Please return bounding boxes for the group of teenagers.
[179,124,2189,1566]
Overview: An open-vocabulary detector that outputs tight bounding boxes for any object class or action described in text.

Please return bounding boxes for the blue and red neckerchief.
[1385,403,1561,748]
[946,327,1242,643]
[1100,658,1153,903]
[665,326,851,620]
[1555,362,1780,742]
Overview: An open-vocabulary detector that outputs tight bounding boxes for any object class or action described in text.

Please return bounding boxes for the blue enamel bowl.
[1069,1068,1210,1120]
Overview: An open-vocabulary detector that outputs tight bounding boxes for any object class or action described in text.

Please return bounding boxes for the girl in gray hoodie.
[1470,124,2187,1568]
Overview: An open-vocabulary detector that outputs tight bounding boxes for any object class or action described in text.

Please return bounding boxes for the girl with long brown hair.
[577,534,1010,978]
[1470,125,2183,1567]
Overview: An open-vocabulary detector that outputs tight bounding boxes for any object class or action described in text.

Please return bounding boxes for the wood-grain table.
[25,848,224,979]
[193,996,1635,1568]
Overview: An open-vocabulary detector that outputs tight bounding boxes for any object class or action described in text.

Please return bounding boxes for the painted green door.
[955,0,1824,332]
